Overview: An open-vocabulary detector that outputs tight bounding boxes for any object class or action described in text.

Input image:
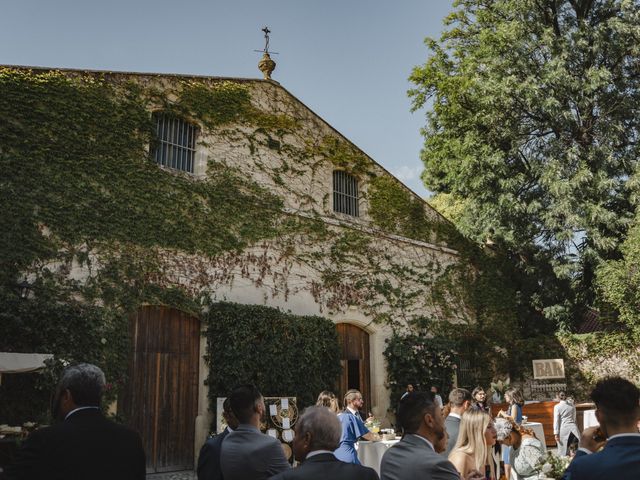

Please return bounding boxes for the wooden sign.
[532,359,565,379]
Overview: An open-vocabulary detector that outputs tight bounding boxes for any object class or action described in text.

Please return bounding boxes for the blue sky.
[0,0,455,197]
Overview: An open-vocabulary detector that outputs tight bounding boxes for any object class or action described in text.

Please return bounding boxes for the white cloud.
[392,165,423,182]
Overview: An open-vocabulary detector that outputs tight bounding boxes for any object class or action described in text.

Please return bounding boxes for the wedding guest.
[380,392,483,480]
[334,389,374,464]
[197,397,239,480]
[431,385,444,409]
[220,384,290,480]
[471,387,490,414]
[448,410,497,479]
[499,387,524,479]
[561,377,640,480]
[444,388,473,456]
[269,406,379,480]
[401,383,415,400]
[553,391,580,456]
[494,417,544,480]
[5,363,145,480]
[315,390,340,414]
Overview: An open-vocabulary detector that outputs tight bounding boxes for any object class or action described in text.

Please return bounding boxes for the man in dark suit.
[197,397,239,480]
[443,388,472,456]
[5,363,145,480]
[269,406,379,480]
[380,391,483,480]
[562,376,640,480]
[220,385,290,480]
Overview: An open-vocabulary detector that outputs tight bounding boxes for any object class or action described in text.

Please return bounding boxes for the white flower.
[541,463,552,473]
[101,337,107,345]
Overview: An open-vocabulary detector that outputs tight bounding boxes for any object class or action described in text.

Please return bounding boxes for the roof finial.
[255,26,278,80]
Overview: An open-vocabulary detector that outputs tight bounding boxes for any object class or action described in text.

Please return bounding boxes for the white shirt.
[64,406,100,421]
[306,450,335,459]
[447,412,461,420]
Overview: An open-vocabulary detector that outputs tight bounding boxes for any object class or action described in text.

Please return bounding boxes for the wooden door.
[336,323,371,415]
[120,306,200,473]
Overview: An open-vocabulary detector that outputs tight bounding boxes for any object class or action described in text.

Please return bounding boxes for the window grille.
[333,170,359,217]
[152,113,197,173]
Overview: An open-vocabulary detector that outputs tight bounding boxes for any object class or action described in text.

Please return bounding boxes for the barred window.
[152,113,197,173]
[333,170,359,217]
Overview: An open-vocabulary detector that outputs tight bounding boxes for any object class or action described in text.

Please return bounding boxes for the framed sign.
[532,359,565,379]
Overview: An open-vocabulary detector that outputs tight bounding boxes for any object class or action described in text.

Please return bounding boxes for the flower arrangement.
[535,450,571,479]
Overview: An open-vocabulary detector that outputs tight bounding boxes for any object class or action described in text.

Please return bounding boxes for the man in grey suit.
[220,385,290,480]
[380,391,483,480]
[444,388,472,456]
[269,406,378,480]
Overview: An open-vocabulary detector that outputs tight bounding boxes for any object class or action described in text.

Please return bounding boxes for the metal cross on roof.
[255,26,279,55]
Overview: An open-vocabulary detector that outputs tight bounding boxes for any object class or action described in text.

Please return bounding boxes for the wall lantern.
[16,280,32,299]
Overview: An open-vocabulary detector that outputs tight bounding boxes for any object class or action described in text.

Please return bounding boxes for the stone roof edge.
[1,64,455,230]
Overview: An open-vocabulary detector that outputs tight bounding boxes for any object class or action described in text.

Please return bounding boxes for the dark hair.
[397,391,435,433]
[448,388,472,407]
[58,363,105,407]
[229,384,263,424]
[591,377,640,427]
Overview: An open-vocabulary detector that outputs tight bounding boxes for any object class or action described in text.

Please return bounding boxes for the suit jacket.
[553,401,580,455]
[197,427,230,480]
[562,434,640,480]
[443,415,461,457]
[220,424,290,480]
[269,452,379,480]
[4,408,145,480]
[381,434,460,480]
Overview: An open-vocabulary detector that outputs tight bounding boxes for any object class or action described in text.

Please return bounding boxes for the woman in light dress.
[495,417,545,480]
[448,410,498,479]
[500,388,524,479]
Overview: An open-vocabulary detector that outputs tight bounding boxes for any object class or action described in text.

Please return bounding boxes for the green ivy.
[202,302,341,422]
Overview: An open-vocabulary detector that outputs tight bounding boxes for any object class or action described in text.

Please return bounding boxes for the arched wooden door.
[119,306,200,473]
[336,323,371,415]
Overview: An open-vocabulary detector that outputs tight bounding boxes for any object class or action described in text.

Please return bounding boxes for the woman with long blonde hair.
[448,409,497,479]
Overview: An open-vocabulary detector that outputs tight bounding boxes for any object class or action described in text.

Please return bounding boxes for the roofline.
[1,64,454,227]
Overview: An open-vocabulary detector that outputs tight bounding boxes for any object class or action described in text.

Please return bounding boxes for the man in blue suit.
[562,376,640,480]
[197,397,239,480]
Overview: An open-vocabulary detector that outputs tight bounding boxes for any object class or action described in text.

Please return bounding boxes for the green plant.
[202,302,341,424]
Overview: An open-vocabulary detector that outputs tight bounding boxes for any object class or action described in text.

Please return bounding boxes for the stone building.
[1,64,470,473]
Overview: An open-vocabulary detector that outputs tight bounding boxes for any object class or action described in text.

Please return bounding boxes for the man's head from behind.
[229,384,264,425]
[449,388,472,413]
[293,406,341,461]
[591,376,640,435]
[52,363,105,420]
[397,391,445,443]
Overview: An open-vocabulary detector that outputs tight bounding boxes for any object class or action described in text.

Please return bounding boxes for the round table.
[583,409,598,429]
[357,439,399,474]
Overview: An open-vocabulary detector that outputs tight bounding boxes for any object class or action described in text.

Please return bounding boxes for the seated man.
[220,384,290,480]
[5,363,145,480]
[562,376,640,480]
[269,406,379,480]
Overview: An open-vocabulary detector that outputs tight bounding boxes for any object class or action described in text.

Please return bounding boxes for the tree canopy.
[411,0,640,328]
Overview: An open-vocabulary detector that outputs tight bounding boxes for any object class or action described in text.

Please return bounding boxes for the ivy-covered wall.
[203,302,341,419]
[0,65,516,424]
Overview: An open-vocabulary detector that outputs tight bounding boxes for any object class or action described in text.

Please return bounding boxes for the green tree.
[410,0,640,327]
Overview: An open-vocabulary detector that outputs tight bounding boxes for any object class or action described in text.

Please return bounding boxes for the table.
[583,409,598,428]
[357,439,399,474]
[523,421,546,451]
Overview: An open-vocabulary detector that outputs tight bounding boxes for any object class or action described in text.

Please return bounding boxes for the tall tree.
[411,0,640,327]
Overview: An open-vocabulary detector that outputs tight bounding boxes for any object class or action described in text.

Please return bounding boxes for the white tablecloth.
[523,421,546,451]
[357,439,399,474]
[583,409,598,428]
